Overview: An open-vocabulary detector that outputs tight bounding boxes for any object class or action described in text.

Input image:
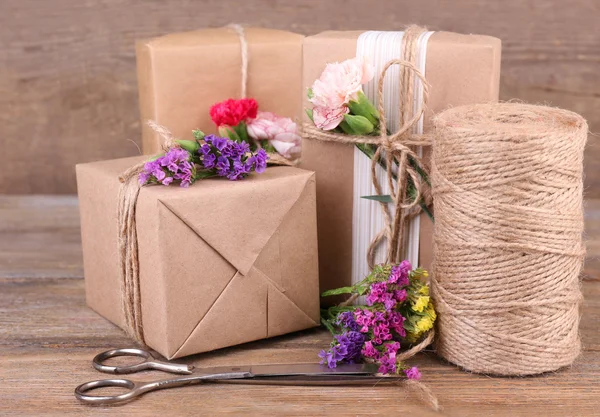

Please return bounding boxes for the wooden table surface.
[1,195,599,416]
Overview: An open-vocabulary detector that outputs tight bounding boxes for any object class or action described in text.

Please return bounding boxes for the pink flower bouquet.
[307,56,379,134]
[306,57,432,217]
[211,98,301,161]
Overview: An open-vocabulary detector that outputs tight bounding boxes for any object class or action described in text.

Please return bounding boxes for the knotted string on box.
[118,24,293,343]
[116,120,178,343]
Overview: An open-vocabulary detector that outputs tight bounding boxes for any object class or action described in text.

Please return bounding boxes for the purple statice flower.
[388,260,411,287]
[382,292,396,311]
[366,281,398,311]
[377,342,401,374]
[318,349,334,368]
[335,331,366,363]
[354,309,375,333]
[378,352,397,374]
[139,147,194,188]
[385,341,401,354]
[388,311,406,337]
[372,321,392,345]
[222,141,250,159]
[361,340,379,360]
[404,366,422,380]
[337,311,360,332]
[253,149,268,173]
[319,331,365,369]
[206,135,228,151]
[203,152,216,169]
[199,135,268,180]
[393,289,407,302]
[215,156,230,177]
[318,343,348,369]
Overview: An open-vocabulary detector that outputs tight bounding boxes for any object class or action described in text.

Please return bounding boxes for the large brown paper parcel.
[137,27,304,154]
[76,156,319,359]
[301,31,501,294]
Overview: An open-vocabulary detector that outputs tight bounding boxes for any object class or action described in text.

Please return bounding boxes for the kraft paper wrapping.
[76,157,319,359]
[300,30,501,296]
[136,27,304,154]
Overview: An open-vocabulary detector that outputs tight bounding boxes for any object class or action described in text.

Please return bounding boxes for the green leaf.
[148,153,163,162]
[347,91,379,125]
[305,108,314,122]
[195,170,216,180]
[355,143,379,163]
[218,125,241,142]
[192,129,205,141]
[357,285,370,296]
[343,114,374,135]
[361,194,393,203]
[320,317,336,335]
[234,122,249,143]
[176,139,199,154]
[321,286,355,297]
[307,88,314,100]
[261,141,277,154]
[354,144,435,222]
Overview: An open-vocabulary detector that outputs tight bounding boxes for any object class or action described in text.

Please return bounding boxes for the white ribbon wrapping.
[352,30,434,294]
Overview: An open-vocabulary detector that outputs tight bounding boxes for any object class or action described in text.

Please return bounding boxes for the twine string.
[431,103,587,375]
[227,24,248,99]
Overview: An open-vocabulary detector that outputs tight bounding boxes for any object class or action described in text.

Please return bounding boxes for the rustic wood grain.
[1,195,599,415]
[1,277,599,416]
[0,195,83,279]
[0,0,599,194]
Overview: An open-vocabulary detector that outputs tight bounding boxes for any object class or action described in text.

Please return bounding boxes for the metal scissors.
[75,348,387,405]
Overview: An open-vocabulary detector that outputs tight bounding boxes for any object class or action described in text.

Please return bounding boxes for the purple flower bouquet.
[319,261,436,379]
[139,130,268,188]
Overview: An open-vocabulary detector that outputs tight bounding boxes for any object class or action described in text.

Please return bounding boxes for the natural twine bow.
[303,54,432,270]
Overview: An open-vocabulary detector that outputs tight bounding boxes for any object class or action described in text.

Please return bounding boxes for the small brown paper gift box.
[76,156,319,359]
[301,30,501,294]
[137,27,304,154]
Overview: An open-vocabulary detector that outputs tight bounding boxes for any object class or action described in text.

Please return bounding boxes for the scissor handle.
[75,379,140,405]
[93,348,193,375]
[75,372,251,405]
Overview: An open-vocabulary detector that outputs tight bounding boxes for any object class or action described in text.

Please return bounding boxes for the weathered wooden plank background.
[1,0,599,194]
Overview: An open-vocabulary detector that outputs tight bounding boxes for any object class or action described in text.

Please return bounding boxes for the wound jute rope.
[118,24,292,344]
[304,24,435,353]
[431,102,587,375]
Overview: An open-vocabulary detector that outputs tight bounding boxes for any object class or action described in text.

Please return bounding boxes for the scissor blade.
[222,375,395,386]
[248,362,379,377]
[195,362,380,377]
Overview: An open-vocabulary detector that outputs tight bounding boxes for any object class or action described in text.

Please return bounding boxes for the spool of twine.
[430,103,587,375]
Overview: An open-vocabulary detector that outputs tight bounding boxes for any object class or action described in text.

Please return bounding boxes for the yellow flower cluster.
[406,301,436,343]
[414,303,436,333]
[411,295,430,313]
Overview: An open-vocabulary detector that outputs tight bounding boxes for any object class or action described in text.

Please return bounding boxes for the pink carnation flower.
[312,106,349,131]
[247,111,302,160]
[310,56,375,130]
